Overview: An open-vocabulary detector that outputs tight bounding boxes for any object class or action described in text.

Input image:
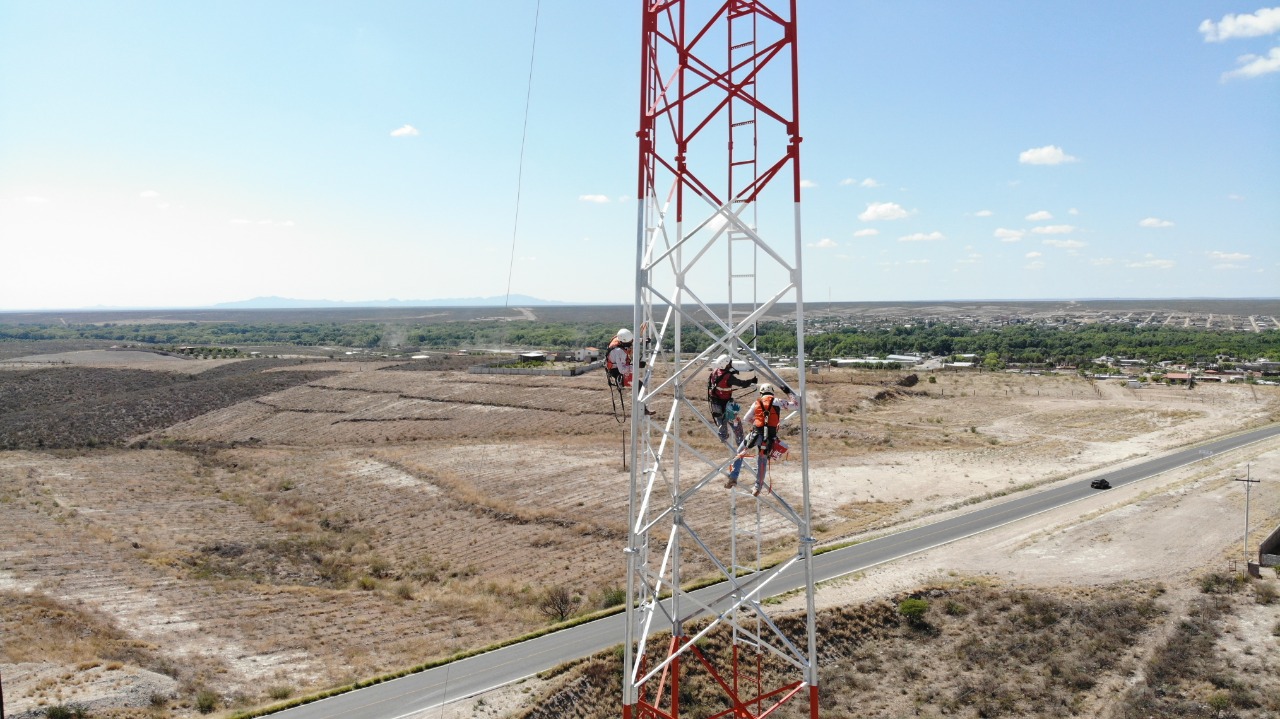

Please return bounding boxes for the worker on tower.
[726,382,798,496]
[606,328,654,416]
[606,328,636,387]
[707,354,756,442]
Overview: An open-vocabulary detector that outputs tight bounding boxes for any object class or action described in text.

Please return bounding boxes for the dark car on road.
[1090,478,1111,490]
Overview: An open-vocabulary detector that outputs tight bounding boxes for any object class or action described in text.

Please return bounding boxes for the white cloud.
[1025,210,1053,221]
[1126,256,1175,269]
[841,177,881,188]
[1091,257,1115,266]
[1199,7,1280,42]
[1068,208,1080,215]
[1139,217,1174,228]
[578,194,610,203]
[390,124,420,137]
[1025,251,1042,259]
[906,259,930,265]
[1025,260,1046,271]
[1223,47,1280,80]
[800,179,817,189]
[810,238,838,248]
[1042,239,1085,249]
[1032,224,1076,235]
[858,201,909,221]
[973,209,993,217]
[1018,145,1078,165]
[1228,193,1245,201]
[897,231,945,242]
[853,228,880,237]
[1208,250,1251,262]
[1214,263,1247,270]
[139,190,160,199]
[994,228,1024,242]
[232,218,294,227]
[21,195,50,204]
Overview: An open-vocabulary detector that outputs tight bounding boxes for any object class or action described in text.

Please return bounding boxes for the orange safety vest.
[752,395,779,428]
[605,337,632,370]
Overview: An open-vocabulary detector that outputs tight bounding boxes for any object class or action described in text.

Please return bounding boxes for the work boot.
[752,482,763,497]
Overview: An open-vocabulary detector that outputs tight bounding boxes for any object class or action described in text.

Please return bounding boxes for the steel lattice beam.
[624,1,818,717]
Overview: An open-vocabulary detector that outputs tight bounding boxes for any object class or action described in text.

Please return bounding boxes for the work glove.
[749,376,759,385]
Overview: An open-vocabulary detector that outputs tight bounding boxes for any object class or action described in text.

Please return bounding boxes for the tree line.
[2,320,1276,364]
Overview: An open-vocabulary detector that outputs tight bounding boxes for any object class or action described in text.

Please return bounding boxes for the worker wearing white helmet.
[606,327,654,416]
[707,353,756,443]
[728,381,798,496]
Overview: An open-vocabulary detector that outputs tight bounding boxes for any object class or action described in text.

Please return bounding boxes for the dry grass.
[1,362,1278,717]
[514,579,1280,719]
[516,582,1172,719]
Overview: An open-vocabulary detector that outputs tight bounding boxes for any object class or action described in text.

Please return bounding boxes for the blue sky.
[1,1,1277,310]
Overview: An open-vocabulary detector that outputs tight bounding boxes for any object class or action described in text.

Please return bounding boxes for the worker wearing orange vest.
[725,382,798,496]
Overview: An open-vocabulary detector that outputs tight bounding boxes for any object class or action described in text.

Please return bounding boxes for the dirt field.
[1,348,1278,718]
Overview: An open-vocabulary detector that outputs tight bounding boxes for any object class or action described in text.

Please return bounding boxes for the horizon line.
[3,296,1280,314]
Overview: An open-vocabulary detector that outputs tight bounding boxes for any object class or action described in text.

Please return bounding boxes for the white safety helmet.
[616,328,634,343]
[715,354,731,370]
[757,382,774,395]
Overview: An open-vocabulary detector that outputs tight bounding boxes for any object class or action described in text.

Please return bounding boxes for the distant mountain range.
[211,295,563,309]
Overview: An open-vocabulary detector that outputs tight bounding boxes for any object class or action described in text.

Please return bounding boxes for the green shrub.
[1198,572,1244,594]
[1255,581,1277,605]
[43,705,88,719]
[598,586,626,609]
[267,685,294,700]
[196,689,219,714]
[898,598,930,625]
[943,599,968,616]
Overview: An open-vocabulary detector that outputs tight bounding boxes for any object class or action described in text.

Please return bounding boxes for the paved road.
[273,423,1280,719]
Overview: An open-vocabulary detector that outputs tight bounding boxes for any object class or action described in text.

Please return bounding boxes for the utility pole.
[1235,463,1259,568]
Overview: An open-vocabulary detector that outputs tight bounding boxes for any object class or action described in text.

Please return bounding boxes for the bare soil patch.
[0,348,238,373]
[0,360,336,449]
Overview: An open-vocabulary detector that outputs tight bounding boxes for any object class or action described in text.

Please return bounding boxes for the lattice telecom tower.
[623,1,818,718]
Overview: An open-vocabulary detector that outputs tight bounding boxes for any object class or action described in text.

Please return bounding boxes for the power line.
[504,0,541,309]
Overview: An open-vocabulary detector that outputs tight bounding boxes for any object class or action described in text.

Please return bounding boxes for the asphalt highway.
[272,422,1280,719]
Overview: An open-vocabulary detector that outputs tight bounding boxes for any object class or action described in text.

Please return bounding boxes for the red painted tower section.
[624,2,818,718]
